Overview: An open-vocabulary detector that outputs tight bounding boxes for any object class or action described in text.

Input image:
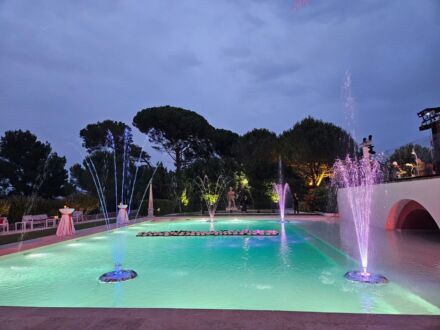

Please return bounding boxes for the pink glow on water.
[294,0,309,9]
[273,183,290,222]
[333,156,382,272]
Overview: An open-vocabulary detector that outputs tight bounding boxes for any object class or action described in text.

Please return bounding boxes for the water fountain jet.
[333,156,388,284]
[196,175,229,223]
[273,158,290,223]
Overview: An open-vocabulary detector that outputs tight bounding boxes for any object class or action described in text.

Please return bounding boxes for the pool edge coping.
[0,306,438,330]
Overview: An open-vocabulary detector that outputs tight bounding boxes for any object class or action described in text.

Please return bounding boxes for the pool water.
[0,219,439,314]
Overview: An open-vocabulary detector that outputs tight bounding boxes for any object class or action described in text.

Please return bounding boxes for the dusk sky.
[1,0,439,168]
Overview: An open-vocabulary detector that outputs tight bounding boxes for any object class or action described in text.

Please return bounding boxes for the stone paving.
[0,307,439,330]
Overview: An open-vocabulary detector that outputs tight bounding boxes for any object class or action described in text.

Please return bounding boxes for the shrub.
[7,197,26,223]
[65,193,99,214]
[303,185,337,213]
[0,199,10,216]
[7,196,65,223]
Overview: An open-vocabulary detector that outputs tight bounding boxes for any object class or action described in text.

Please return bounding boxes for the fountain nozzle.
[344,270,388,284]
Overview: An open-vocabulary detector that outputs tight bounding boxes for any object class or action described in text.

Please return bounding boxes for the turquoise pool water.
[0,219,439,314]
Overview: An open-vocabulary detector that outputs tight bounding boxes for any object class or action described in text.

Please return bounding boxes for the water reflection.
[279,222,290,268]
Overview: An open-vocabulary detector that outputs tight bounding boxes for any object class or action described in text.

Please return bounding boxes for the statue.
[226,186,237,212]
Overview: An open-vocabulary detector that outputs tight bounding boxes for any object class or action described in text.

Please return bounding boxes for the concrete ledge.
[0,307,438,330]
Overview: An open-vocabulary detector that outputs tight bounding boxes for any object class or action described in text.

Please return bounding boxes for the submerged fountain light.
[99,263,137,283]
[333,156,388,284]
[344,270,388,284]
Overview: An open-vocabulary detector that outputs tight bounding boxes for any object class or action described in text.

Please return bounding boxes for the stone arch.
[386,199,439,231]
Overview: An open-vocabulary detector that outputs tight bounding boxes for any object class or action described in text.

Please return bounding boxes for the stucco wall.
[337,177,440,230]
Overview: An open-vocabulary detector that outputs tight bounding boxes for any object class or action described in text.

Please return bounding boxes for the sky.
[1,0,439,169]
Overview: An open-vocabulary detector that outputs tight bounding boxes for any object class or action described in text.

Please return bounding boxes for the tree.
[388,143,433,177]
[389,143,432,165]
[280,117,356,187]
[211,128,240,159]
[237,129,279,209]
[79,120,146,161]
[133,106,214,174]
[39,153,72,198]
[70,120,151,209]
[0,130,68,197]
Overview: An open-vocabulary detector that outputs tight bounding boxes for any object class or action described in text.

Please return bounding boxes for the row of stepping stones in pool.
[136,230,279,237]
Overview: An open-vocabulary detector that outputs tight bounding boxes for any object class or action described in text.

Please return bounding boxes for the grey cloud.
[1,0,439,167]
[166,51,202,71]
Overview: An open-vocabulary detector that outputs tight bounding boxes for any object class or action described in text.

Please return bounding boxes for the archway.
[387,200,439,231]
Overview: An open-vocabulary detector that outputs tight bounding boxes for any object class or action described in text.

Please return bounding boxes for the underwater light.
[99,264,137,283]
[344,270,388,284]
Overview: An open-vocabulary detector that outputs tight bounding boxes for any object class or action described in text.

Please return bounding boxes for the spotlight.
[99,264,137,283]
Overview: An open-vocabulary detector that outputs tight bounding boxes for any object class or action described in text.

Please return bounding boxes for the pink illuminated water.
[273,183,290,222]
[293,0,309,9]
[333,156,382,272]
[274,158,290,222]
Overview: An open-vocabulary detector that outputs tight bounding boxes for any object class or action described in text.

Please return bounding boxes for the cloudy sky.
[1,0,439,168]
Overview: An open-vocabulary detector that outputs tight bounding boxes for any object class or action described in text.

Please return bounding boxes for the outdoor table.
[56,208,76,237]
[117,203,129,225]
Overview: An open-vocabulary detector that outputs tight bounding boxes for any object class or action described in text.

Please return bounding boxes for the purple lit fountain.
[333,156,388,284]
[273,158,290,223]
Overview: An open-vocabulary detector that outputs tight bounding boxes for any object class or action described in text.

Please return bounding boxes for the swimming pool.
[0,219,439,314]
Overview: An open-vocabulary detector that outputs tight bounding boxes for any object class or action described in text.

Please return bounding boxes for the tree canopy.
[0,108,367,216]
[210,128,240,159]
[71,120,151,208]
[0,130,68,198]
[280,117,356,187]
[133,106,214,173]
[79,120,149,163]
[389,143,432,165]
[237,129,279,208]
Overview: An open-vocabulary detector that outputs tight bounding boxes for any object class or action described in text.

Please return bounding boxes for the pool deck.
[0,307,438,330]
[0,222,123,257]
[0,214,336,257]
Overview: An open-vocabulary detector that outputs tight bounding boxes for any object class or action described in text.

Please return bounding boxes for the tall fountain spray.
[106,131,119,216]
[98,131,155,283]
[342,70,356,140]
[333,156,388,284]
[273,158,290,223]
[196,175,229,223]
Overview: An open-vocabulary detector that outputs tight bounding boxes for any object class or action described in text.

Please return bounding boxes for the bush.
[7,197,26,223]
[0,199,10,216]
[65,193,99,214]
[7,196,65,223]
[251,185,272,210]
[303,185,337,213]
